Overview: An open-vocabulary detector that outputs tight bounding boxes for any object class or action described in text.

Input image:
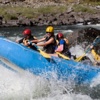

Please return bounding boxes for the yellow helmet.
[46,26,54,33]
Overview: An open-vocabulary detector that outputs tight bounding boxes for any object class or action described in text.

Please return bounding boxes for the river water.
[0,25,100,100]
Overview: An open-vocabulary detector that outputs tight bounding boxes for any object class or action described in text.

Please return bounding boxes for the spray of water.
[0,58,100,100]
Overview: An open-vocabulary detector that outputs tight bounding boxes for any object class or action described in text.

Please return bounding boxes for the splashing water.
[0,25,100,100]
[0,58,100,100]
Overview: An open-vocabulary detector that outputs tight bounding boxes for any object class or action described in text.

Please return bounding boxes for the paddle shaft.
[31,43,51,58]
[75,36,100,62]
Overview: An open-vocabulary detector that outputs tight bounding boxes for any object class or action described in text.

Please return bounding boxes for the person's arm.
[36,37,54,47]
[31,37,45,43]
[55,45,64,52]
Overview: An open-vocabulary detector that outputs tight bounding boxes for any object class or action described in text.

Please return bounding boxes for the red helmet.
[57,33,64,39]
[23,29,31,35]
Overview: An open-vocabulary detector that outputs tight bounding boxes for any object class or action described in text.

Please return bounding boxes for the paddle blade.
[38,49,51,58]
[56,52,70,60]
[75,54,86,62]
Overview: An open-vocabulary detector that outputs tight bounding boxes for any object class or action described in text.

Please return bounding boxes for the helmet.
[46,26,54,33]
[23,29,31,35]
[57,33,64,39]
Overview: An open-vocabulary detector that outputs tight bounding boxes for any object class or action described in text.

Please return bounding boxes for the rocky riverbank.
[0,0,100,27]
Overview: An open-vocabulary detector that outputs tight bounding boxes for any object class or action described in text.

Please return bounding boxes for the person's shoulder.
[64,38,69,45]
[33,36,37,39]
[60,39,65,42]
[30,35,36,40]
[60,39,65,44]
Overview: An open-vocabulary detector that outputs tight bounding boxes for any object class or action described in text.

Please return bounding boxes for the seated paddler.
[16,28,37,51]
[55,32,71,58]
[28,26,57,54]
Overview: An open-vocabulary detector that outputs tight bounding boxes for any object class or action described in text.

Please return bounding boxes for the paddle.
[75,36,100,62]
[31,42,70,60]
[56,52,70,60]
[38,48,51,58]
[31,43,51,58]
[28,36,100,61]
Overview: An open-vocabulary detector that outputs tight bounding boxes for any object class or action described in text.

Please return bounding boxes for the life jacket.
[58,39,71,58]
[43,36,57,53]
[23,38,29,46]
[58,39,68,53]
[91,49,100,62]
[23,35,37,50]
[56,38,69,45]
[64,38,69,45]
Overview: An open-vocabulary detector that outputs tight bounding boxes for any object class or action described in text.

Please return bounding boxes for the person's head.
[56,32,64,40]
[46,26,54,36]
[23,29,31,38]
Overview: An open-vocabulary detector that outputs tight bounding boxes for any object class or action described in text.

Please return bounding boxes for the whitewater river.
[0,25,100,100]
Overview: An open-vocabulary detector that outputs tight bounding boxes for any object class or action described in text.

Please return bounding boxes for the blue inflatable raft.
[0,37,100,84]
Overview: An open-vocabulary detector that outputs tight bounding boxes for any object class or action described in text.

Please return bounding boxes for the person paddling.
[55,32,71,58]
[90,37,100,65]
[16,28,37,51]
[30,26,57,54]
